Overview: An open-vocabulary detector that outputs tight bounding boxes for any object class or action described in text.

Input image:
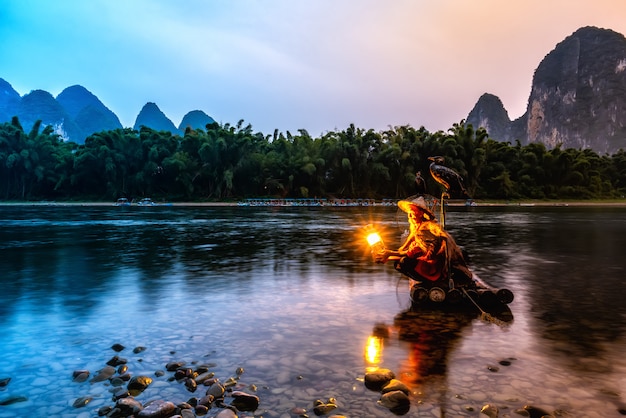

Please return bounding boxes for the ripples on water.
[0,204,625,417]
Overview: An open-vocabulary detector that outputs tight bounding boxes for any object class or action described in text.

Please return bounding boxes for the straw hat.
[397,196,435,219]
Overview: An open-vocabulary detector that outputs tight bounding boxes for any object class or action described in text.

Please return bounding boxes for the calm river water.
[0,204,625,417]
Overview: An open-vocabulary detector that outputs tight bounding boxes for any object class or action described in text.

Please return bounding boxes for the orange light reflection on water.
[364,335,383,366]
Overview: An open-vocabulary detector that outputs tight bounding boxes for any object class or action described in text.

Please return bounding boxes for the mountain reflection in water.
[0,204,624,417]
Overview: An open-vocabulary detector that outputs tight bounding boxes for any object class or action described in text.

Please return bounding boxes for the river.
[0,204,624,417]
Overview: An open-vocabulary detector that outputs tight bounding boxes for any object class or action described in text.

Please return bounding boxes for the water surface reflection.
[0,205,624,416]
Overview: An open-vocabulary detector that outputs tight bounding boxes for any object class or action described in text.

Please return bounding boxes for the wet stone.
[194,365,210,375]
[97,405,113,416]
[202,377,218,386]
[481,403,498,418]
[72,370,90,383]
[197,394,214,407]
[194,371,215,384]
[115,397,143,416]
[194,404,210,416]
[112,387,130,400]
[215,409,237,418]
[137,399,176,418]
[91,365,116,383]
[230,391,259,411]
[106,355,127,367]
[118,372,132,381]
[184,377,198,392]
[0,396,27,406]
[133,346,147,354]
[381,379,410,396]
[313,398,337,416]
[72,396,93,408]
[111,343,125,352]
[175,368,194,380]
[178,401,194,409]
[206,382,226,398]
[127,375,153,396]
[378,390,410,415]
[0,377,10,387]
[521,405,551,418]
[364,368,395,391]
[166,361,186,371]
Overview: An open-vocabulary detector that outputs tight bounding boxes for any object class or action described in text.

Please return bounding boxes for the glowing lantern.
[365,225,385,256]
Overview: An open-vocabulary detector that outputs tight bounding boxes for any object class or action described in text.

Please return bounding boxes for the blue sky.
[2,0,626,136]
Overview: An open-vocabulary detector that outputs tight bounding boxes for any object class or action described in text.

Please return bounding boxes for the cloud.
[3,0,626,135]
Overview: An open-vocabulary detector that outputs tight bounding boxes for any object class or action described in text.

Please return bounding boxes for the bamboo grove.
[2,115,626,202]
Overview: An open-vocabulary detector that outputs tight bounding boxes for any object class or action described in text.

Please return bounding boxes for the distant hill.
[0,78,21,122]
[179,110,215,131]
[57,85,123,139]
[133,102,180,134]
[466,26,626,155]
[0,78,215,144]
[17,89,81,139]
[4,26,626,152]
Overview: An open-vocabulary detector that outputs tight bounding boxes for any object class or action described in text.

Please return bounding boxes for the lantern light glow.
[366,232,382,247]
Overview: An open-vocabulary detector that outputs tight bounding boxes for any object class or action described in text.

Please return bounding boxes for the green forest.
[1,115,626,202]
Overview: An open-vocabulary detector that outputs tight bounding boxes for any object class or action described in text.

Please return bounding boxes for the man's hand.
[374,250,388,264]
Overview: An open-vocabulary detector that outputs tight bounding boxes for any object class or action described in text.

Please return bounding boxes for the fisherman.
[375,197,472,288]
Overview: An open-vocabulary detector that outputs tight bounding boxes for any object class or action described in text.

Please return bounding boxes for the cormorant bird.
[428,156,470,199]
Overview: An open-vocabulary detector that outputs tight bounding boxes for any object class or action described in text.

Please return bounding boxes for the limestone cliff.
[467,26,626,155]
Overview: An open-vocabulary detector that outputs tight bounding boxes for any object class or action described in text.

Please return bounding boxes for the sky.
[2,0,626,137]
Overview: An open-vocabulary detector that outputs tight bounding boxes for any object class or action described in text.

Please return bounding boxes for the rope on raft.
[461,288,508,327]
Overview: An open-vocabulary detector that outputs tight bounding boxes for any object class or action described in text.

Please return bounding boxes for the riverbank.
[0,201,239,207]
[1,199,626,207]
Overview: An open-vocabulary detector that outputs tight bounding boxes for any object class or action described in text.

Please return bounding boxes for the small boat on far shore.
[137,198,156,206]
[114,197,172,207]
[114,198,131,207]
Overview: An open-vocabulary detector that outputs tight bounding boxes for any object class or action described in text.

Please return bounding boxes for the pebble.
[215,409,237,418]
[137,399,176,418]
[111,343,125,352]
[90,365,116,383]
[364,368,395,391]
[381,378,410,395]
[127,375,153,395]
[0,396,28,406]
[481,403,498,418]
[1,323,619,418]
[206,382,226,398]
[72,370,90,382]
[72,396,92,408]
[230,391,259,411]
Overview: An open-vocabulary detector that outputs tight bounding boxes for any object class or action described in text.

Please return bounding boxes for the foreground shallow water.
[0,204,625,417]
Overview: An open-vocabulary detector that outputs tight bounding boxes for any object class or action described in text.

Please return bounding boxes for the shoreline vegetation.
[3,118,626,205]
[2,199,626,207]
